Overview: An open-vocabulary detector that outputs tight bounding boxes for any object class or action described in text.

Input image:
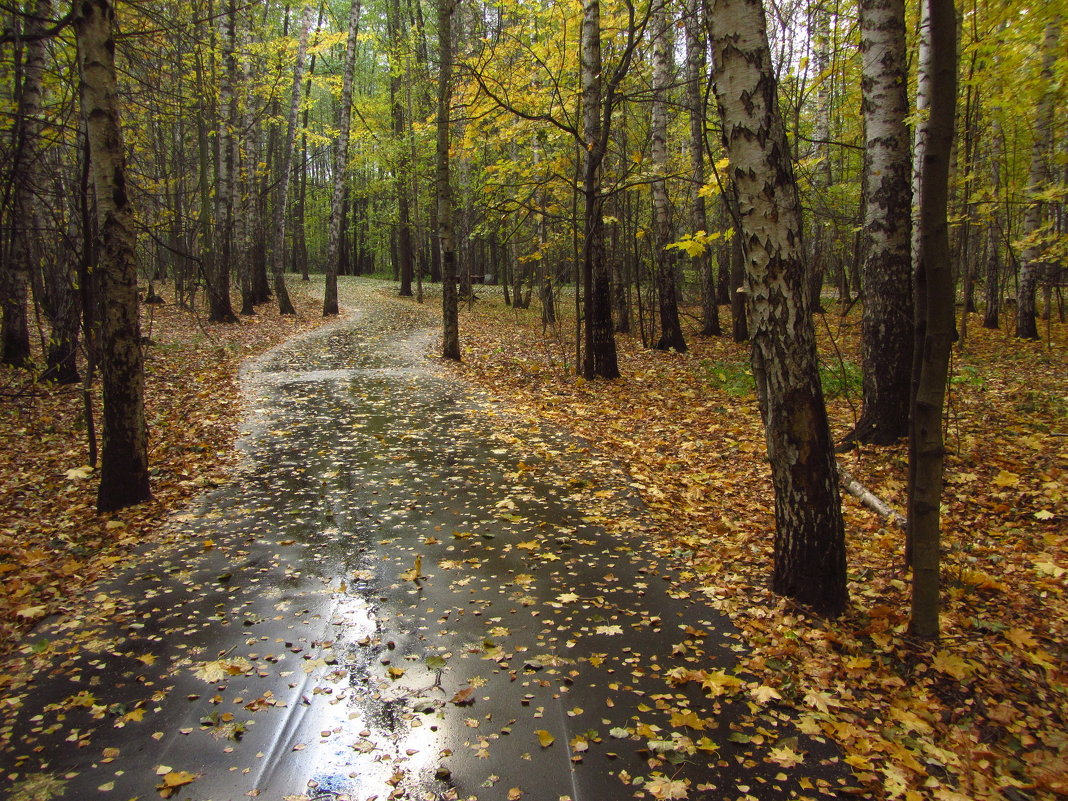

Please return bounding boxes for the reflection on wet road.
[0,285,847,801]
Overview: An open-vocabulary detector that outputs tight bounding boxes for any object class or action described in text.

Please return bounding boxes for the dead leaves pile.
[0,284,327,661]
[448,290,1067,801]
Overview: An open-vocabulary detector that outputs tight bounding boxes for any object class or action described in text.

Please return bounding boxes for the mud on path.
[0,280,850,801]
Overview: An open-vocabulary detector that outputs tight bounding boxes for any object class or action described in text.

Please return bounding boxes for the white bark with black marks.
[75,0,151,512]
[847,0,913,446]
[710,0,847,616]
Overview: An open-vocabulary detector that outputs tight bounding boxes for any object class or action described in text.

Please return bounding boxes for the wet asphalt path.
[0,284,849,801]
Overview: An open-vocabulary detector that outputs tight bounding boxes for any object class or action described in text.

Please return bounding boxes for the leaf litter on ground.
[444,285,1067,801]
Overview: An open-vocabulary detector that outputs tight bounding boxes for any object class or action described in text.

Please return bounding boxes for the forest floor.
[0,277,1064,801]
[444,285,1067,801]
[0,284,329,650]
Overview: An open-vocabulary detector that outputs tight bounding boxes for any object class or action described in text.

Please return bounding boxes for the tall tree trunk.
[324,0,362,316]
[3,0,50,367]
[210,0,238,323]
[649,0,686,353]
[807,1,833,311]
[438,0,460,360]
[40,170,82,384]
[294,21,322,284]
[981,106,1005,330]
[845,0,913,446]
[727,191,748,342]
[710,0,846,617]
[1016,18,1059,341]
[75,0,152,512]
[907,0,956,639]
[580,0,619,379]
[235,2,256,316]
[269,3,312,315]
[390,0,415,297]
[688,0,718,337]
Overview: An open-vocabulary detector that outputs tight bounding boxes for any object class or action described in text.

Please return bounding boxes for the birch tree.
[845,0,912,446]
[75,0,151,512]
[709,0,847,616]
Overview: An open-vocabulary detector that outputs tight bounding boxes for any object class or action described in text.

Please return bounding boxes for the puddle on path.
[0,290,851,801]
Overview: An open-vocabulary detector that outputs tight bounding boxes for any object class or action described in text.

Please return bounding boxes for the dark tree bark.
[844,0,913,446]
[687,0,719,337]
[75,0,151,512]
[209,0,239,323]
[3,0,50,368]
[269,4,312,315]
[324,0,362,316]
[907,0,957,639]
[580,0,620,379]
[438,0,459,360]
[710,0,847,617]
[649,0,686,353]
[389,0,414,297]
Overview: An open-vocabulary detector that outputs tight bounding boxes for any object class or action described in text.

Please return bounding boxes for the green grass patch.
[701,358,861,399]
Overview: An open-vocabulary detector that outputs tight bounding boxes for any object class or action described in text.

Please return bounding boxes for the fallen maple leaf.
[193,657,253,682]
[155,769,197,799]
[749,684,782,704]
[768,745,804,768]
[644,775,690,799]
[931,650,971,681]
[992,469,1019,487]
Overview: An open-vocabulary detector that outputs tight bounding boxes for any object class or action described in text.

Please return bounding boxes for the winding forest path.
[1,282,848,801]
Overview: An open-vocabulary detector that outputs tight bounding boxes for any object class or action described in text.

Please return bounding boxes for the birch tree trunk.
[1015,18,1060,341]
[269,2,312,316]
[687,0,719,337]
[2,0,50,367]
[907,0,957,639]
[438,0,460,360]
[75,0,152,512]
[846,0,913,446]
[324,0,362,316]
[710,0,846,616]
[649,0,686,352]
